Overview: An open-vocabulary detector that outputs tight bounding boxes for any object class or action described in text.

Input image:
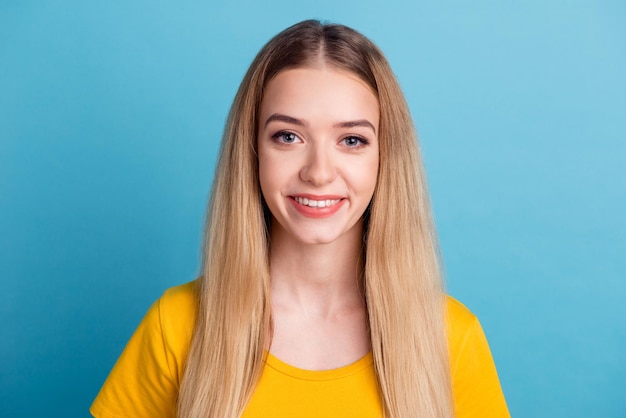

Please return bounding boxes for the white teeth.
[294,197,341,208]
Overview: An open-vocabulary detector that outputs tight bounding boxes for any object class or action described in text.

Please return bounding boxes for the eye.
[272,131,301,144]
[341,136,368,147]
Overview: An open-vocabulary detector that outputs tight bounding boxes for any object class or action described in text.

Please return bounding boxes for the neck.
[268,222,365,317]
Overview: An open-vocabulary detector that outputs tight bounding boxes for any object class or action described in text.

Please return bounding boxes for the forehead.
[259,67,379,128]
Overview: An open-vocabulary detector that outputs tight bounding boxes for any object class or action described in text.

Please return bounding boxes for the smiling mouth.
[293,196,342,208]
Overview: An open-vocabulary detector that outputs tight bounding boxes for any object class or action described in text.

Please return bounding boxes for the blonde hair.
[178,20,453,417]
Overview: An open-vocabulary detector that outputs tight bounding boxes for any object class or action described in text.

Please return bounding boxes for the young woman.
[91,20,509,418]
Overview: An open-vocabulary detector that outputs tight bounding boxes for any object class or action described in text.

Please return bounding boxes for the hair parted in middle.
[178,19,453,418]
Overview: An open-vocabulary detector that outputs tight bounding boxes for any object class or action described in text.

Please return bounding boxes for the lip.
[288,194,346,218]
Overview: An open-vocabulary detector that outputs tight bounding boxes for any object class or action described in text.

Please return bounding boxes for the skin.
[257,66,380,370]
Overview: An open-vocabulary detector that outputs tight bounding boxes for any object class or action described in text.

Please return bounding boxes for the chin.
[291,224,361,247]
[295,234,343,246]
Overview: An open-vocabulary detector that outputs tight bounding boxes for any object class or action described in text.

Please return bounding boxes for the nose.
[299,143,337,186]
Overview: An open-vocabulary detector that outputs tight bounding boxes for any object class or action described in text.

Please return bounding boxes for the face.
[257,66,380,246]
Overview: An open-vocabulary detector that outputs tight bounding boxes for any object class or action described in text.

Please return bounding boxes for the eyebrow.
[264,113,307,128]
[264,113,376,134]
[334,120,376,134]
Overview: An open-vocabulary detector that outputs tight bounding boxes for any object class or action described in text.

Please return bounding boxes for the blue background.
[1,1,624,417]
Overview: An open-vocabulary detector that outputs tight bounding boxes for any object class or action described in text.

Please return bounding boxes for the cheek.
[258,153,275,201]
[361,155,380,197]
[258,149,294,204]
[257,146,270,194]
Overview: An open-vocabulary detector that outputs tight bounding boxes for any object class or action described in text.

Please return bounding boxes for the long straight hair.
[178,20,453,417]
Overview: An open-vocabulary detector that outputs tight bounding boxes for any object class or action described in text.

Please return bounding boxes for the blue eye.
[342,136,367,147]
[273,131,300,144]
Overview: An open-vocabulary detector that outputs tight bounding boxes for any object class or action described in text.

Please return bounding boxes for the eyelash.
[271,131,369,148]
[271,131,300,144]
[341,136,369,148]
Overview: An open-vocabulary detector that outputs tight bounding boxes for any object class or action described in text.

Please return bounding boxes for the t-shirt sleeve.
[447,298,510,418]
[90,291,186,418]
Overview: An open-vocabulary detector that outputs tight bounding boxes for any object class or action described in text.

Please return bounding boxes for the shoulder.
[156,280,199,367]
[444,295,479,340]
[444,295,483,365]
[445,295,477,325]
[90,280,201,417]
[444,295,511,417]
[157,279,199,325]
[445,295,486,356]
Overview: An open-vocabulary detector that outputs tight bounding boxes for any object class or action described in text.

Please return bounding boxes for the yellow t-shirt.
[90,281,509,417]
